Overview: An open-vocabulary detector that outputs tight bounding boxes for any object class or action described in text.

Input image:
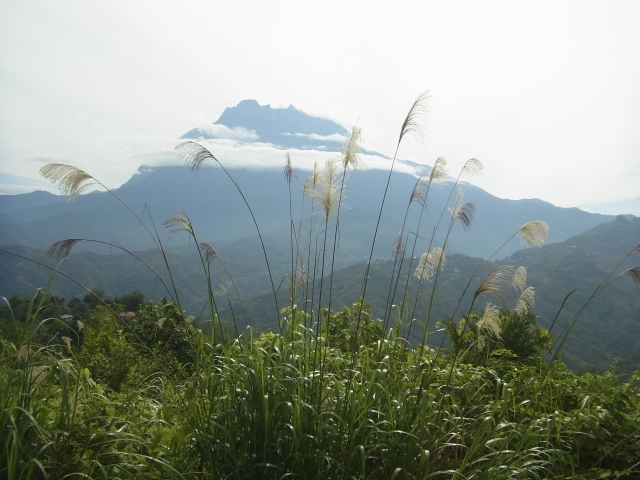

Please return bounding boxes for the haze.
[1,1,639,215]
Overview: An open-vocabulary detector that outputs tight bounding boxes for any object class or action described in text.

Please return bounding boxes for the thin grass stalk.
[215,253,249,329]
[46,238,178,304]
[303,163,321,325]
[0,250,181,384]
[39,163,183,312]
[284,153,298,313]
[163,210,227,344]
[326,126,364,319]
[337,92,433,432]
[547,245,640,362]
[392,160,449,332]
[176,140,281,329]
[447,220,549,327]
[408,189,474,360]
[411,244,517,424]
[352,91,430,350]
[382,173,431,332]
[294,181,309,325]
[402,159,479,340]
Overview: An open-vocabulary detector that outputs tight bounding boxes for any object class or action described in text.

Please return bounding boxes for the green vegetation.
[2,296,640,478]
[2,92,639,478]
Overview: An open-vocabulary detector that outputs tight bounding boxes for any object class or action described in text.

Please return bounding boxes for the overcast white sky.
[1,1,639,215]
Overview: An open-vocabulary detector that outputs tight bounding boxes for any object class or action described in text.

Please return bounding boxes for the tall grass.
[2,93,639,479]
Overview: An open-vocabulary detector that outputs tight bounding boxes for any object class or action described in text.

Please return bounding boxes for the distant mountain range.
[1,99,638,372]
[0,100,622,261]
[2,215,638,373]
[0,165,619,261]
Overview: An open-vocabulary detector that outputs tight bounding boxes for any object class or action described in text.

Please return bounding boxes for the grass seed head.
[623,266,640,287]
[414,246,446,281]
[475,263,514,303]
[477,303,501,350]
[398,91,430,146]
[462,158,483,176]
[392,230,405,260]
[163,209,194,238]
[512,266,527,292]
[515,286,536,317]
[176,140,218,173]
[449,188,475,230]
[283,153,296,183]
[342,126,365,171]
[40,163,97,201]
[312,159,341,221]
[47,239,82,260]
[199,242,219,264]
[518,220,549,247]
[430,157,448,183]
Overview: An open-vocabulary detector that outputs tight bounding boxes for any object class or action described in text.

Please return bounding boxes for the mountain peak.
[182,99,349,152]
[236,99,260,108]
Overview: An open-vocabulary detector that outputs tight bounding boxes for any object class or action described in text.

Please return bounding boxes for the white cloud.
[0,182,56,195]
[188,124,259,142]
[284,132,347,143]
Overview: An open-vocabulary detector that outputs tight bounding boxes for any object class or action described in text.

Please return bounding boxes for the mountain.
[2,215,637,372]
[182,99,385,156]
[0,99,620,260]
[217,215,640,372]
[2,98,638,371]
[0,165,617,261]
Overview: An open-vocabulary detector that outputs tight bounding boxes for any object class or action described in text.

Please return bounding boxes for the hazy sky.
[1,1,639,215]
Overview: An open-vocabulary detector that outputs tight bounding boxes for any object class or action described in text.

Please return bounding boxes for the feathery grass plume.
[517,220,549,247]
[623,266,640,287]
[449,188,475,230]
[47,239,83,260]
[295,254,307,287]
[414,253,433,282]
[414,247,445,282]
[515,286,535,317]
[430,156,448,182]
[359,92,432,343]
[512,266,527,292]
[162,209,194,238]
[176,140,218,172]
[398,91,430,145]
[341,126,365,170]
[39,163,97,201]
[199,242,219,264]
[409,172,430,206]
[409,158,447,207]
[386,156,449,331]
[462,158,483,176]
[313,159,341,221]
[474,263,514,303]
[303,177,312,197]
[283,152,295,182]
[311,161,321,189]
[476,303,501,351]
[392,230,405,260]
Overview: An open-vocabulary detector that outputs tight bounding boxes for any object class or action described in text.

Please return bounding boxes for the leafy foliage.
[3,300,639,479]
